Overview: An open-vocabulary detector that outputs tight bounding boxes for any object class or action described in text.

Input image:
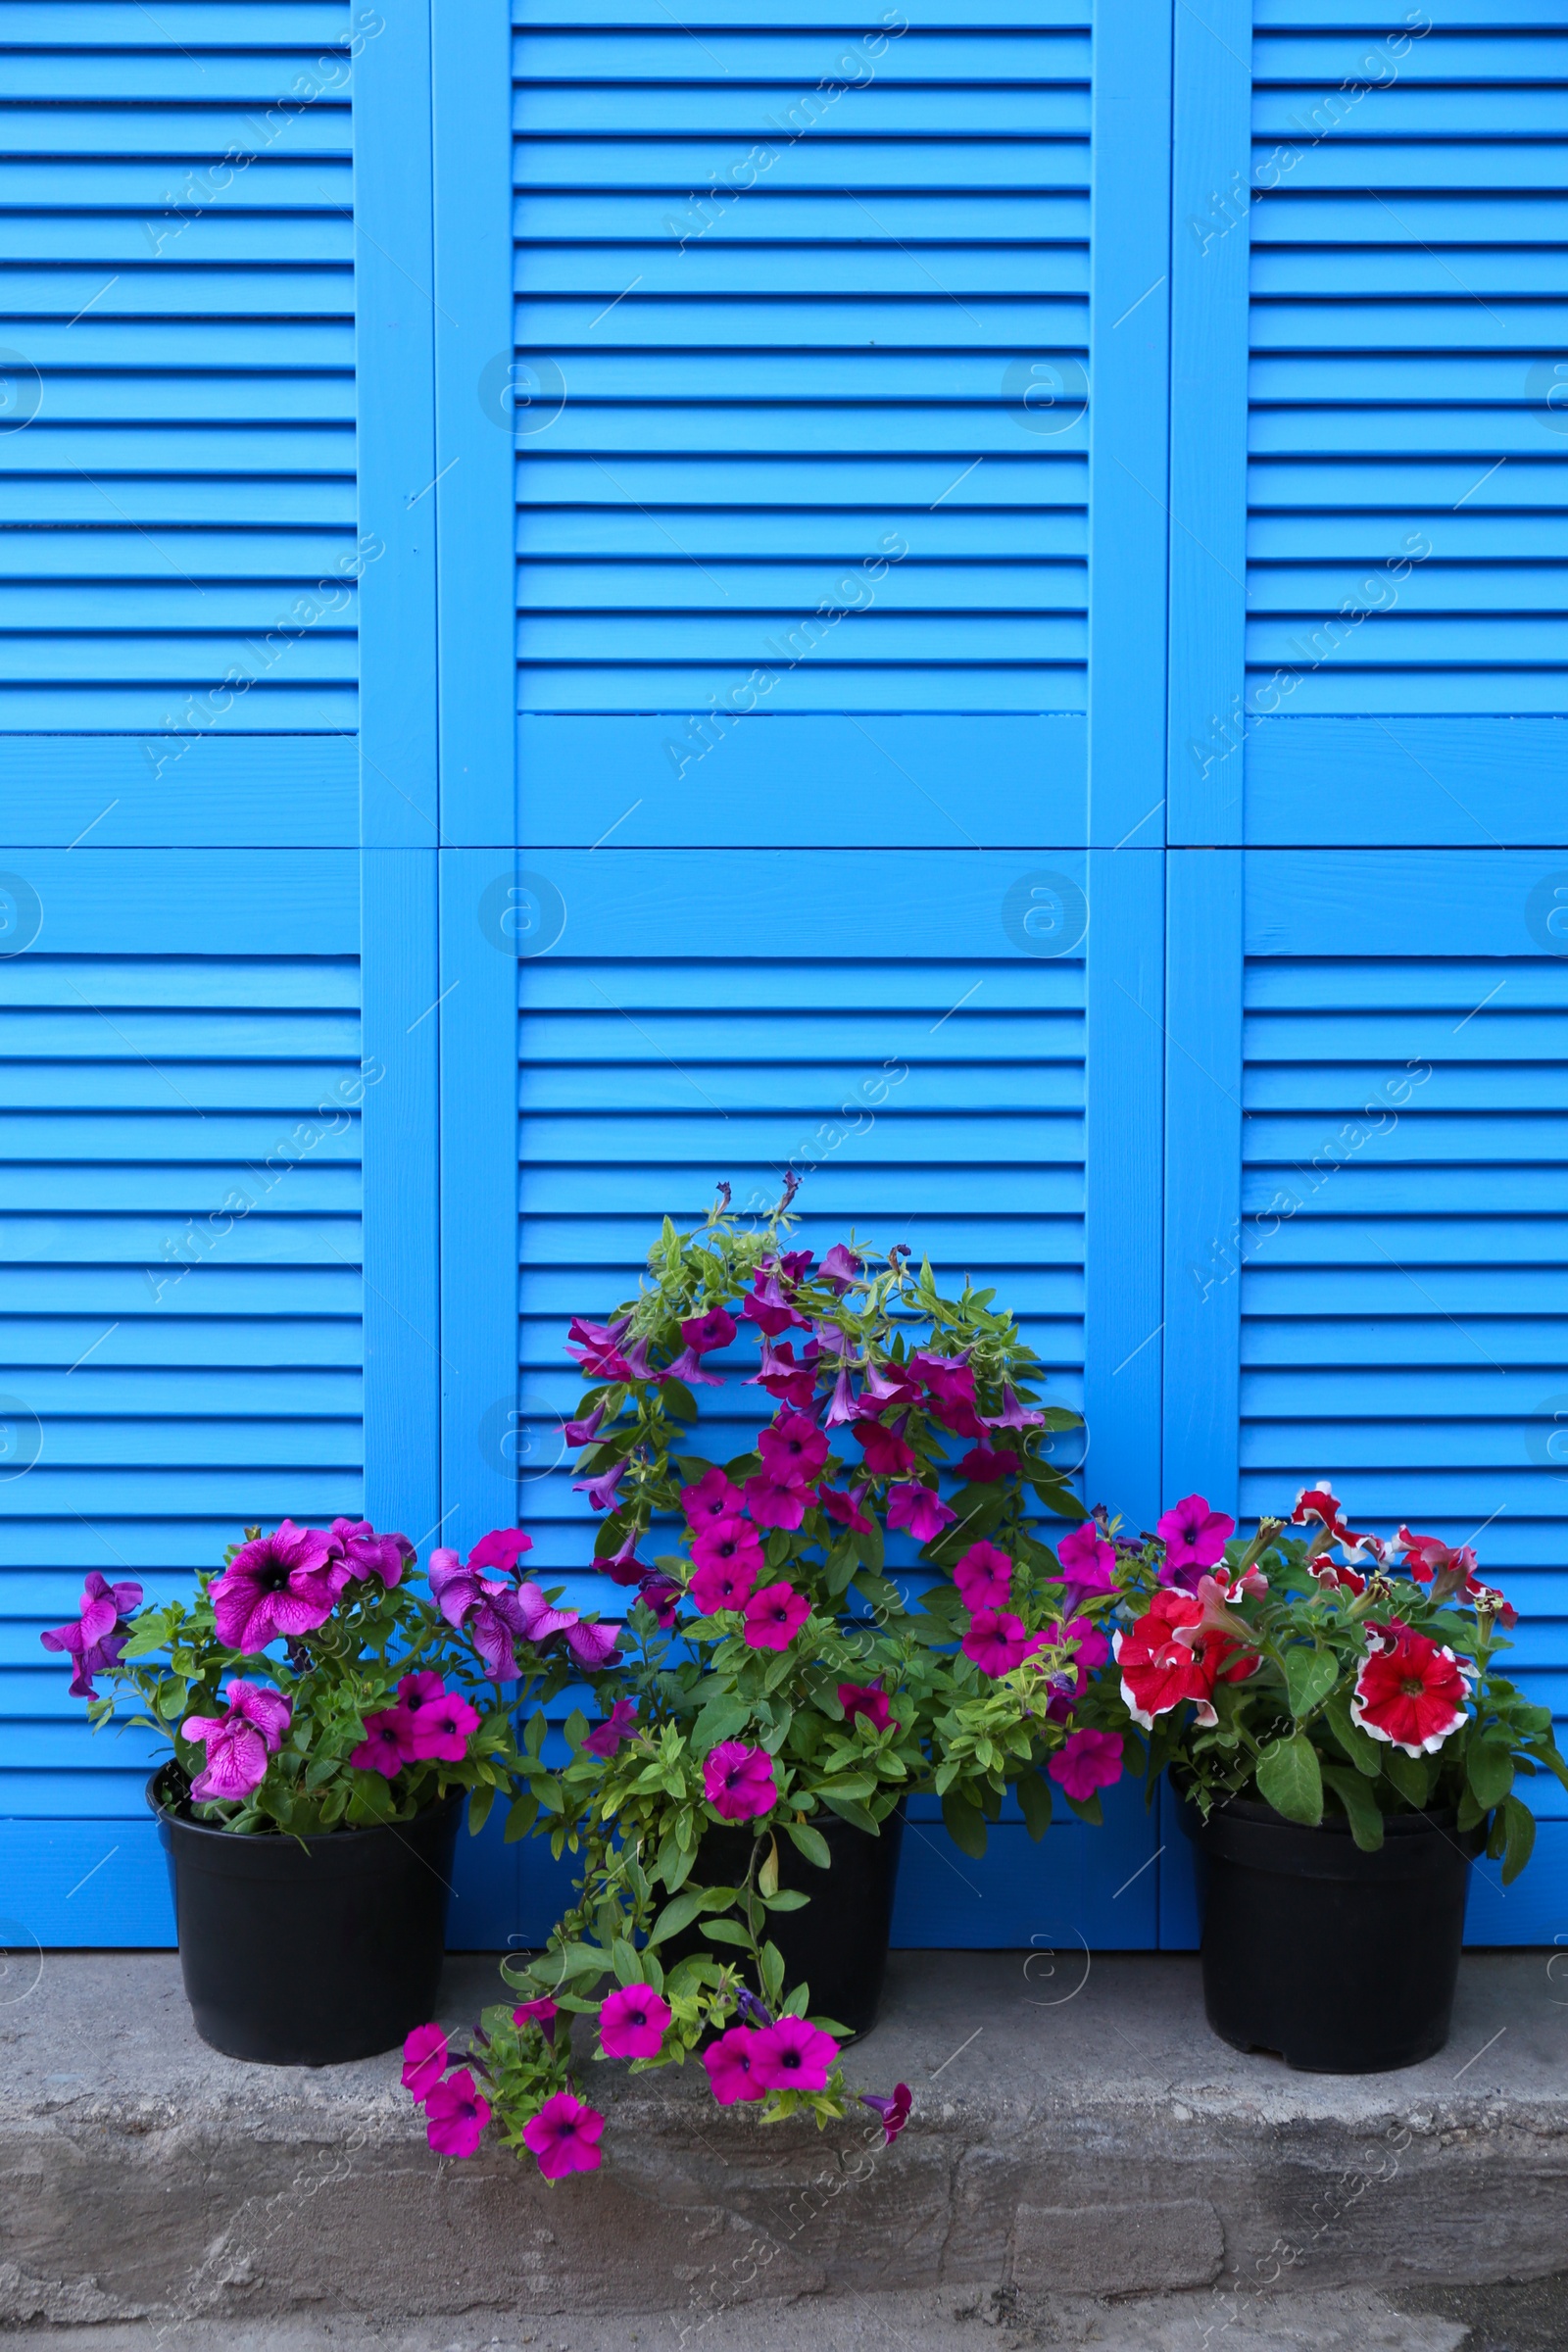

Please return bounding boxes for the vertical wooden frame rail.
[359,0,442,1551]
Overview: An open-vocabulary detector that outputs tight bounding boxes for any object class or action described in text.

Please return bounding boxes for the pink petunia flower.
[703,1740,778,1821]
[838,1682,894,1732]
[401,2022,450,2102]
[759,1410,829,1486]
[690,1555,758,1616]
[750,2015,839,2093]
[886,1483,956,1544]
[961,1608,1046,1679]
[860,2082,912,2143]
[564,1617,620,1671]
[742,1582,811,1652]
[955,1445,1020,1484]
[580,1698,638,1759]
[818,1242,862,1293]
[1049,1727,1124,1802]
[703,2025,767,2105]
[599,1984,671,2060]
[329,1518,415,1587]
[352,1707,413,1779]
[406,1685,480,1764]
[819,1484,874,1535]
[522,2089,605,2180]
[1056,1520,1116,1592]
[1156,1494,1236,1581]
[747,1338,819,1409]
[744,1474,810,1531]
[682,1465,746,1527]
[210,1521,350,1654]
[856,1416,914,1479]
[691,1516,765,1578]
[180,1679,291,1801]
[423,2070,491,2159]
[467,1527,534,1576]
[987,1385,1046,1432]
[637,1571,682,1627]
[513,1996,558,2040]
[682,1305,738,1355]
[954,1541,1013,1613]
[39,1572,143,1700]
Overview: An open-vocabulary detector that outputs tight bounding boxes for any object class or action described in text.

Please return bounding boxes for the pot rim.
[1171,1774,1469,1838]
[146,1766,465,1845]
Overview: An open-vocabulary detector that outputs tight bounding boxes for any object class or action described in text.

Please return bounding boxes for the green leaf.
[611,1938,642,1986]
[694,1693,753,1751]
[1381,1747,1432,1808]
[818,1789,876,1834]
[1321,1764,1385,1852]
[784,1820,831,1870]
[763,1889,810,1912]
[815,1773,876,1801]
[1457,1784,1486,1834]
[1500,1794,1537,1886]
[647,1889,704,1946]
[1283,1645,1340,1722]
[1061,1788,1103,1827]
[1467,1740,1515,1811]
[701,1919,754,1948]
[940,1788,988,1859]
[466,1784,496,1838]
[1255,1733,1324,1827]
[758,1836,779,1898]
[1322,1690,1382,1778]
[659,1378,698,1422]
[1015,1768,1053,1842]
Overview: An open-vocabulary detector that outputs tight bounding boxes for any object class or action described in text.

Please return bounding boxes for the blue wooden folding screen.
[3,0,1562,1949]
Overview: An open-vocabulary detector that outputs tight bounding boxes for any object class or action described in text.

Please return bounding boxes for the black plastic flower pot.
[1178,1788,1486,2074]
[662,1810,905,2040]
[149,1770,463,2066]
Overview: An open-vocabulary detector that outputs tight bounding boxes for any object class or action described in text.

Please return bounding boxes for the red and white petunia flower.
[1307,1552,1366,1598]
[1114,1589,1259,1731]
[1349,1622,1474,1758]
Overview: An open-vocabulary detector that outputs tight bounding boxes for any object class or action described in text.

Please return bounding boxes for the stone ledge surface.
[1,1950,1565,2328]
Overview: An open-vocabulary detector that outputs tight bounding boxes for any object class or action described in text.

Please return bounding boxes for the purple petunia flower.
[562,1397,607,1449]
[180,1678,291,1802]
[563,1617,619,1671]
[703,1740,777,1822]
[860,2082,912,2144]
[581,1698,638,1759]
[573,1458,627,1513]
[886,1483,956,1544]
[599,1984,670,2061]
[329,1518,415,1587]
[210,1520,350,1654]
[40,1572,143,1700]
[703,2026,767,2106]
[750,2015,838,2093]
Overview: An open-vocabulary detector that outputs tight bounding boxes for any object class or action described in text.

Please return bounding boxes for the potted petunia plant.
[1083,1482,1568,2073]
[400,1182,1130,2178]
[41,1517,620,2066]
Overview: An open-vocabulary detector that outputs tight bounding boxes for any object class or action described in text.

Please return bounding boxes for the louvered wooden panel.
[509,0,1093,834]
[0,855,365,1845]
[1241,2,1568,839]
[0,0,359,732]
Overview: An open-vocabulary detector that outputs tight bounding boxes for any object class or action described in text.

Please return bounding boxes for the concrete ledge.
[2,1950,1565,2328]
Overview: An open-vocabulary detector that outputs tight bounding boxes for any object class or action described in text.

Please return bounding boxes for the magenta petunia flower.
[1055,1521,1117,1598]
[744,1474,810,1531]
[856,1417,914,1479]
[407,1685,480,1764]
[513,1996,558,2040]
[180,1678,291,1802]
[750,2015,838,2093]
[742,1582,810,1652]
[423,2069,490,2159]
[953,1540,1012,1613]
[573,1459,627,1513]
[637,1571,681,1627]
[40,1572,143,1700]
[690,1554,758,1616]
[563,1398,607,1449]
[747,1337,819,1408]
[860,2082,912,2144]
[522,2090,605,2180]
[402,2022,450,2102]
[210,1521,349,1653]
[352,1707,413,1780]
[1156,1494,1236,1578]
[663,1344,726,1389]
[838,1682,894,1733]
[818,1243,862,1293]
[1049,1727,1124,1802]
[886,1483,956,1544]
[581,1697,638,1759]
[759,1410,829,1486]
[987,1384,1046,1432]
[703,2025,767,2105]
[956,1444,1020,1485]
[429,1544,577,1679]
[564,1617,619,1671]
[682,1306,738,1355]
[329,1518,415,1587]
[691,1516,764,1577]
[824,1364,858,1427]
[682,1466,746,1527]
[961,1607,1046,1679]
[819,1484,874,1535]
[599,1984,671,2061]
[703,1740,777,1821]
[467,1527,534,1576]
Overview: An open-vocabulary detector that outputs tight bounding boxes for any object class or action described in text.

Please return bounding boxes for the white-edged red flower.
[1307,1552,1366,1598]
[1114,1588,1259,1730]
[1349,1621,1474,1758]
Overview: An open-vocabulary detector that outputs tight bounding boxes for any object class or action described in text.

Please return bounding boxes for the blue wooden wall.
[3,0,1563,1952]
